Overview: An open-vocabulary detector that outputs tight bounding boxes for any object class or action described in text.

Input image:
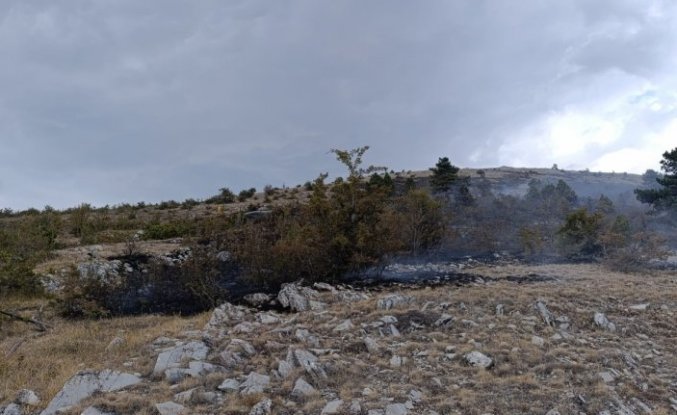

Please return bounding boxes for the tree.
[635,147,677,210]
[429,157,460,193]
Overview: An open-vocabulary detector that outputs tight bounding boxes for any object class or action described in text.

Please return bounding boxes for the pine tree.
[635,147,677,210]
[429,157,460,193]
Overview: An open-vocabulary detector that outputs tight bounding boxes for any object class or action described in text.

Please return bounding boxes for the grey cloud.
[1,1,675,209]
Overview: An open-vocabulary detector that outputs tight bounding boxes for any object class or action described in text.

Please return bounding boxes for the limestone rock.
[218,378,241,392]
[464,351,493,368]
[155,401,185,415]
[536,301,555,327]
[1,404,22,415]
[240,372,270,395]
[153,341,209,376]
[377,294,411,310]
[321,400,344,414]
[249,399,272,415]
[291,378,316,398]
[278,282,325,312]
[81,407,115,415]
[15,389,40,406]
[385,403,409,415]
[594,312,616,332]
[40,370,141,415]
[243,293,272,307]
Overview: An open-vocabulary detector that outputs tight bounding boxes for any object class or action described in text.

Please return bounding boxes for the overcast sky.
[1,1,676,209]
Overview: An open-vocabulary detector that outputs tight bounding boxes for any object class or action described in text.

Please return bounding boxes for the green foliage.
[635,147,677,210]
[238,188,257,202]
[557,208,604,258]
[142,221,192,240]
[429,157,460,193]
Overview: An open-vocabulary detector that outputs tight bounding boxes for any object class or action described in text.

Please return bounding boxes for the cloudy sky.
[1,1,676,209]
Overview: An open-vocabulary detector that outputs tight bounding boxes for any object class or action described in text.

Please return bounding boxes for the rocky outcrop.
[277,282,326,312]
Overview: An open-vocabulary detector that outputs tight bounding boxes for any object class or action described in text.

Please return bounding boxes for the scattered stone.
[385,403,409,415]
[291,378,317,398]
[464,351,493,368]
[536,301,555,327]
[277,360,294,378]
[155,402,185,415]
[349,400,362,414]
[409,390,423,403]
[81,407,115,415]
[41,370,141,415]
[629,303,649,311]
[153,341,209,376]
[544,410,560,415]
[594,312,616,332]
[377,294,411,310]
[257,312,281,325]
[321,400,344,414]
[218,378,241,392]
[598,371,616,383]
[104,336,125,352]
[434,314,454,327]
[249,399,272,415]
[390,355,403,368]
[531,335,545,347]
[364,337,380,354]
[1,404,22,415]
[204,302,248,333]
[240,372,270,395]
[243,293,272,307]
[278,282,325,312]
[496,304,504,316]
[291,349,328,382]
[15,389,40,406]
[334,319,354,332]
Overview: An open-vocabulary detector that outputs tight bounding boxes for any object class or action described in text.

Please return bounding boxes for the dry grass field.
[1,262,675,414]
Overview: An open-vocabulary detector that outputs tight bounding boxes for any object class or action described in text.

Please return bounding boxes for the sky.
[1,1,676,209]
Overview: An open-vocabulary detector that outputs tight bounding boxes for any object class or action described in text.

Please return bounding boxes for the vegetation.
[635,147,677,211]
[429,157,460,193]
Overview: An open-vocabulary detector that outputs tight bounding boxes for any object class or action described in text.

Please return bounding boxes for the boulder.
[1,404,22,415]
[15,389,40,406]
[240,372,270,395]
[594,312,616,332]
[278,283,326,312]
[204,302,248,333]
[153,341,209,376]
[385,403,409,415]
[290,349,328,382]
[291,378,317,398]
[464,351,493,368]
[321,400,344,414]
[155,401,186,415]
[40,370,141,415]
[249,399,272,415]
[218,378,241,392]
[243,293,272,307]
[377,294,412,310]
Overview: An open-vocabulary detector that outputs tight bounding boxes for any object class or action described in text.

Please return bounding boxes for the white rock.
[291,378,317,398]
[334,319,354,332]
[249,399,272,415]
[292,349,327,382]
[349,400,362,414]
[364,337,380,354]
[2,404,22,415]
[155,401,186,415]
[377,294,411,310]
[153,341,209,376]
[104,336,125,352]
[278,282,324,312]
[598,371,616,383]
[629,303,649,311]
[41,370,141,415]
[240,372,270,395]
[464,351,493,368]
[385,403,409,415]
[390,355,403,368]
[81,407,115,415]
[321,400,344,414]
[531,335,545,347]
[15,389,40,406]
[545,410,560,415]
[593,312,616,332]
[218,378,241,392]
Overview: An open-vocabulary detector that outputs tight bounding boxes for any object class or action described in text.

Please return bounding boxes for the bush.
[142,221,192,240]
[238,188,257,202]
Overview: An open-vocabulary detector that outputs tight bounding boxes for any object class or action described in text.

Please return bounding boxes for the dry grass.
[0,302,209,406]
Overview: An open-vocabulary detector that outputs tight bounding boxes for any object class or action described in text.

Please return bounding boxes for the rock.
[1,404,22,415]
[81,407,115,415]
[434,313,454,327]
[321,400,344,414]
[278,282,325,312]
[313,282,337,292]
[536,301,555,327]
[464,351,493,368]
[368,410,385,415]
[153,341,209,376]
[531,335,545,347]
[291,378,317,398]
[249,399,272,415]
[155,401,186,415]
[385,403,409,415]
[377,294,411,310]
[496,304,504,316]
[336,290,370,303]
[390,355,403,368]
[334,319,354,332]
[349,400,362,414]
[598,371,616,383]
[204,302,248,333]
[15,389,40,406]
[291,349,328,382]
[40,370,141,415]
[243,293,272,307]
[173,388,197,404]
[104,336,125,352]
[409,390,423,403]
[257,312,281,325]
[218,378,241,392]
[216,251,232,262]
[594,312,616,332]
[545,410,560,415]
[277,360,294,378]
[164,361,224,383]
[629,303,649,311]
[364,337,380,354]
[240,372,270,395]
